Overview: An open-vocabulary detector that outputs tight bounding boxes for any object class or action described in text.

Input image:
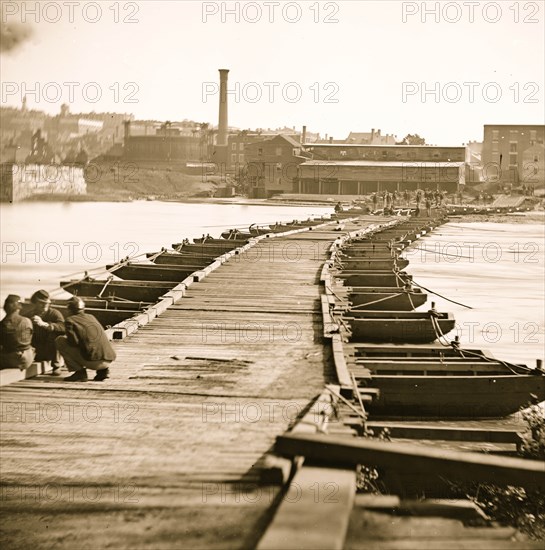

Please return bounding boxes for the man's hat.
[3,294,22,308]
[67,296,85,312]
[30,290,51,304]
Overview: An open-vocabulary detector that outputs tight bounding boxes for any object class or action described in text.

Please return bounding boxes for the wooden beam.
[275,432,545,490]
[257,465,356,550]
[365,423,523,445]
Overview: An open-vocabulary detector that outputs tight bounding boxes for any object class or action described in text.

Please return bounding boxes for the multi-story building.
[345,129,397,145]
[122,121,202,164]
[226,131,301,174]
[296,144,466,195]
[482,125,545,185]
[243,134,310,198]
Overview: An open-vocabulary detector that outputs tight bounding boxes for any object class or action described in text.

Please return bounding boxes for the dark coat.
[65,312,116,362]
[0,313,33,353]
[22,307,65,361]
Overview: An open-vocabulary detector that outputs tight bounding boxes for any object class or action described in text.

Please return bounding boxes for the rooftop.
[300,160,465,167]
[304,143,465,149]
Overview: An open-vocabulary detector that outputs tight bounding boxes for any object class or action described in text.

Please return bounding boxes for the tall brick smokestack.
[217,69,229,147]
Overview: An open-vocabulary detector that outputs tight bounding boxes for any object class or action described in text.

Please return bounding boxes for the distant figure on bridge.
[425,197,432,217]
[56,297,116,382]
[372,193,378,211]
[334,201,343,213]
[0,295,35,370]
[22,290,65,375]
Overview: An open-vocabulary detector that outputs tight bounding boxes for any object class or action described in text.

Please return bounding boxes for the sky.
[1,0,544,144]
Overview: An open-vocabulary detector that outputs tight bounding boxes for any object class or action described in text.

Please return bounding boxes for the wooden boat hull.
[349,344,492,360]
[220,228,269,239]
[341,258,409,271]
[53,305,139,328]
[336,272,412,287]
[61,279,175,302]
[346,313,455,343]
[106,263,200,282]
[349,290,427,311]
[172,243,242,255]
[193,237,248,245]
[149,252,214,266]
[41,298,152,311]
[364,374,545,417]
[345,244,402,251]
[340,250,397,259]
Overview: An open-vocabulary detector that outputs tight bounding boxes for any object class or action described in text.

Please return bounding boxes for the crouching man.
[56,297,116,382]
[0,295,35,370]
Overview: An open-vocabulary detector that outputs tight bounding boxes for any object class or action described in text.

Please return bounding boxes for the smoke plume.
[0,22,33,53]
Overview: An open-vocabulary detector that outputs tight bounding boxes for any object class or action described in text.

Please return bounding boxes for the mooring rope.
[411,279,473,309]
[410,247,475,260]
[350,292,404,310]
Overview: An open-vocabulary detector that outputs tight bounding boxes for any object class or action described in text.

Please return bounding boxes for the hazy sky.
[1,0,544,144]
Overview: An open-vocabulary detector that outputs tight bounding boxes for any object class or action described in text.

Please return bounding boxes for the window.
[258,148,263,156]
[239,143,245,151]
[275,147,282,156]
[509,142,517,152]
[231,154,237,163]
[492,140,498,151]
[340,150,347,157]
[238,154,244,162]
[492,130,499,140]
[231,143,237,151]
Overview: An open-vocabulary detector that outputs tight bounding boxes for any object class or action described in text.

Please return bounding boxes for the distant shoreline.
[5,193,544,223]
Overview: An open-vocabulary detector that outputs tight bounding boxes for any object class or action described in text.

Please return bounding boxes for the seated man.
[56,297,116,382]
[23,290,65,374]
[0,295,35,370]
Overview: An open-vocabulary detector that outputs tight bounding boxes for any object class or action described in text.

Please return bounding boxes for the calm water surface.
[2,206,544,369]
[405,221,545,366]
[0,200,333,306]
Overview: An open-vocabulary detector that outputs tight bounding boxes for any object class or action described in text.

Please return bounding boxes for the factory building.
[482,125,545,185]
[295,144,466,194]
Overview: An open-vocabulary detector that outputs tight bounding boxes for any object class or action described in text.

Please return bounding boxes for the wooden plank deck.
[0,223,376,549]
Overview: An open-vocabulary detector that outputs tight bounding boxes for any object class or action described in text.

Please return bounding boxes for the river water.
[0,200,333,307]
[405,219,545,367]
[1,203,544,369]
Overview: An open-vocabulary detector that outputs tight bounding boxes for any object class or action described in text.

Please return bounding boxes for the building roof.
[346,132,373,141]
[484,124,545,128]
[304,143,465,149]
[245,134,302,148]
[300,160,465,167]
[280,134,303,147]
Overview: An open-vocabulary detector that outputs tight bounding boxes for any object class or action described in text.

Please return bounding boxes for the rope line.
[411,279,473,309]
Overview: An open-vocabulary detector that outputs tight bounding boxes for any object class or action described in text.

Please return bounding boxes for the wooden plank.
[354,495,488,521]
[345,538,543,549]
[257,466,356,550]
[291,388,339,434]
[332,334,352,390]
[365,423,523,444]
[275,432,545,489]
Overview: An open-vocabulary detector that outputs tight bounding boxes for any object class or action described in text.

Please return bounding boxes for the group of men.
[0,290,116,382]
